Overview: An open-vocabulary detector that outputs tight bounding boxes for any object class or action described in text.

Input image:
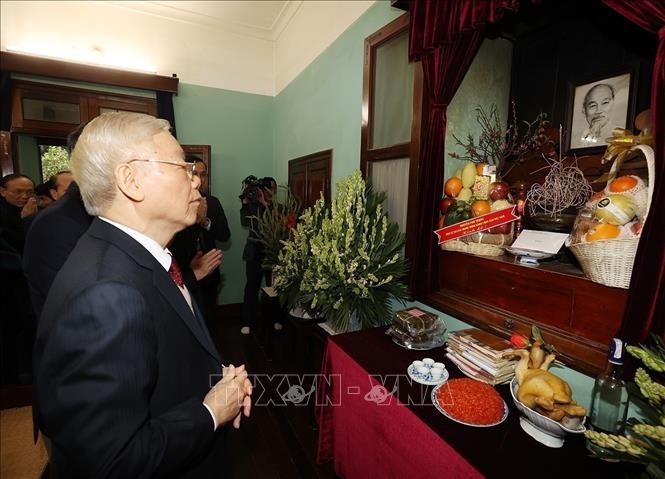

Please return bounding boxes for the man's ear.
[115,163,145,202]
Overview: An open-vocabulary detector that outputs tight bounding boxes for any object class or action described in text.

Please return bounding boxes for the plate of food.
[431,378,508,427]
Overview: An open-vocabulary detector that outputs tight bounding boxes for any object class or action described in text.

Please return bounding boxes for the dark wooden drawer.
[431,250,628,375]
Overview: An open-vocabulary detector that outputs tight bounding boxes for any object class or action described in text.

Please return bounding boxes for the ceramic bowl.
[509,378,586,448]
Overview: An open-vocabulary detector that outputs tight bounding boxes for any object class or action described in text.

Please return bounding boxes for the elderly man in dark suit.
[34,112,252,478]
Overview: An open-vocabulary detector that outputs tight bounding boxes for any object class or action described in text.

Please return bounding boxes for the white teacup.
[416,366,430,376]
[429,367,444,380]
[433,362,445,370]
[422,358,435,367]
[412,360,424,369]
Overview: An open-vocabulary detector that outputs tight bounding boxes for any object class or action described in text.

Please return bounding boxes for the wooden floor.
[215,311,338,479]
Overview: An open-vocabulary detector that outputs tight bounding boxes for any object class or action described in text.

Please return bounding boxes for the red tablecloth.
[316,327,638,479]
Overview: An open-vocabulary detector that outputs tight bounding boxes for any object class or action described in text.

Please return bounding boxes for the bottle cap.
[608,338,624,365]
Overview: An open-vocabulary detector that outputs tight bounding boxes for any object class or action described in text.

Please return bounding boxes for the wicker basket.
[569,145,654,289]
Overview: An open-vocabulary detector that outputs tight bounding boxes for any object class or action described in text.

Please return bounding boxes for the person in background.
[48,170,74,201]
[34,180,55,210]
[1,174,37,253]
[171,156,229,348]
[34,112,251,478]
[23,126,93,320]
[1,173,37,384]
[581,83,615,144]
[24,171,75,233]
[240,176,277,335]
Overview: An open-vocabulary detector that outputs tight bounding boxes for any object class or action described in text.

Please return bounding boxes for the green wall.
[444,39,513,179]
[273,2,404,190]
[173,83,273,306]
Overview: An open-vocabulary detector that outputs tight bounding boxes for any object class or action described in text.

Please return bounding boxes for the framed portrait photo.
[565,69,636,154]
[182,144,211,196]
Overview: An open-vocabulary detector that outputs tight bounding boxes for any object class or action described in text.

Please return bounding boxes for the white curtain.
[369,157,410,233]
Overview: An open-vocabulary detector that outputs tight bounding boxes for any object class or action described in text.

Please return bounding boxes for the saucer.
[407,364,449,386]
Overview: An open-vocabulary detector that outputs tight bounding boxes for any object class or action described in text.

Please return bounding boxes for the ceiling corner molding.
[271,1,303,41]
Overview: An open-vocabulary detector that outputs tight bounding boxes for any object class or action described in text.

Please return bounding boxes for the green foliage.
[585,334,665,478]
[251,185,301,271]
[272,170,409,331]
[40,146,70,181]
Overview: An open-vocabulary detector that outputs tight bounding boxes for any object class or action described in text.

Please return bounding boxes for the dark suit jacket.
[171,194,230,290]
[23,182,93,319]
[34,218,225,478]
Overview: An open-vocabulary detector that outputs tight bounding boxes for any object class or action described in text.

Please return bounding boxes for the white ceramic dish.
[504,246,556,260]
[509,378,586,448]
[431,384,508,427]
[407,364,449,386]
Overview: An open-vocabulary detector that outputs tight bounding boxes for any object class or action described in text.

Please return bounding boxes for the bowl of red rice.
[431,378,508,427]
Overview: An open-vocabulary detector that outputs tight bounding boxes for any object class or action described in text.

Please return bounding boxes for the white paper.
[262,286,278,297]
[510,229,570,254]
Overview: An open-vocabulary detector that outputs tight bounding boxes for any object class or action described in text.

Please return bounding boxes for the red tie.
[168,258,184,288]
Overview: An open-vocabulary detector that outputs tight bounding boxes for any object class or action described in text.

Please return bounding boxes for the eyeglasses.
[129,159,197,179]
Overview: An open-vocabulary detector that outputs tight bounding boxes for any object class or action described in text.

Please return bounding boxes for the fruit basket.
[438,163,515,257]
[568,145,654,289]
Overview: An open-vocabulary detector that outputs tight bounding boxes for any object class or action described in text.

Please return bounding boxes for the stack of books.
[446,328,517,385]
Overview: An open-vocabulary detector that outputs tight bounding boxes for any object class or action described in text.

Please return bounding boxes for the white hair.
[70,112,171,216]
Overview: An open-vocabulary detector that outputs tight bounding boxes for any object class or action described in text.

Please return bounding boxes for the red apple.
[489,181,510,201]
[488,222,512,234]
[439,197,456,216]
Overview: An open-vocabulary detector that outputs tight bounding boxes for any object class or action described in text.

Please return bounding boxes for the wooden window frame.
[360,13,426,290]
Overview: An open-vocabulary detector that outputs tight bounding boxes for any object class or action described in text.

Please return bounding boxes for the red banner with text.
[434,206,518,244]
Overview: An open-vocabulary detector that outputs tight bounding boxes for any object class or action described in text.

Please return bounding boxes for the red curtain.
[408,0,518,297]
[603,0,665,343]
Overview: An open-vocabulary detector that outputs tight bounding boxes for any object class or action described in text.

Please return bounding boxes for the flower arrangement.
[251,185,301,271]
[272,170,409,331]
[585,334,665,478]
[449,101,552,178]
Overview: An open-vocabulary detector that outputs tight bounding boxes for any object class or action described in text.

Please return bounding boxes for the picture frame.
[564,68,636,155]
[182,144,211,196]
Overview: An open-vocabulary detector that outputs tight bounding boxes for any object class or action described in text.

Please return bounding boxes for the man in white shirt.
[34,112,251,478]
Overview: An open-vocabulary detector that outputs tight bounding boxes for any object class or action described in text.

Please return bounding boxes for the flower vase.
[321,310,361,335]
[347,310,361,332]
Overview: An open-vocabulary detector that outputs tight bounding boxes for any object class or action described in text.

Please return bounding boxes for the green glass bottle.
[588,338,629,434]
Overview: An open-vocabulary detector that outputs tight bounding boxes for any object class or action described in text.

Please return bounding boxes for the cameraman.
[240,176,276,335]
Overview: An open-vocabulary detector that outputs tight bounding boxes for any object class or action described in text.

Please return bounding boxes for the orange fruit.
[609,175,638,193]
[586,223,620,242]
[444,177,463,197]
[590,190,605,202]
[476,163,487,175]
[471,200,491,217]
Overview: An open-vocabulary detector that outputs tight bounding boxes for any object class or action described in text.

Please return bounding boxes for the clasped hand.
[203,364,253,430]
[190,249,223,280]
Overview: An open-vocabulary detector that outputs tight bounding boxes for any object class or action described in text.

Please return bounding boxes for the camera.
[239,175,273,203]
